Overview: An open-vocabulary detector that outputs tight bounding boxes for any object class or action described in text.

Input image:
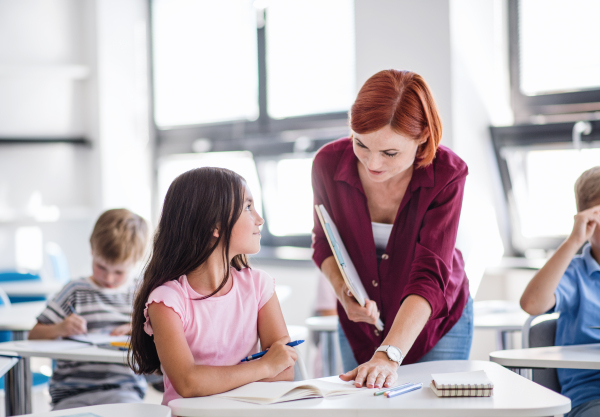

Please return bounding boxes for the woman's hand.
[58,314,87,337]
[339,284,380,325]
[261,336,298,378]
[339,352,398,389]
[110,323,132,336]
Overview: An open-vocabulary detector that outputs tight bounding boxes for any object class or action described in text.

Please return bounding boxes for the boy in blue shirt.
[521,166,600,417]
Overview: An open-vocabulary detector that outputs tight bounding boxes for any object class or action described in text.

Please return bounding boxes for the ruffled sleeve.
[143,283,186,336]
[255,269,276,310]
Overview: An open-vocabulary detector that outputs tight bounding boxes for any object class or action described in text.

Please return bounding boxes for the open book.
[315,204,384,331]
[430,370,493,397]
[214,379,365,405]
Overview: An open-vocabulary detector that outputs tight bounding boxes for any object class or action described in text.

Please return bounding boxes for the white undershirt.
[372,222,393,250]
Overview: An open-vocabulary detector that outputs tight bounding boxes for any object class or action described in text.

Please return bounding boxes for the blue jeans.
[567,399,600,417]
[338,296,473,372]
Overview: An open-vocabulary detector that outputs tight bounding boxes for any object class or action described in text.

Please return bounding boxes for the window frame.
[490,120,600,256]
[508,0,600,123]
[149,2,354,249]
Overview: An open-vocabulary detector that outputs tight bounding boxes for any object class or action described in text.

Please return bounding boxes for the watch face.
[388,346,402,362]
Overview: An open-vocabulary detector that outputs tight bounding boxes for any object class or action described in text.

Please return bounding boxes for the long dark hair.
[128,167,249,375]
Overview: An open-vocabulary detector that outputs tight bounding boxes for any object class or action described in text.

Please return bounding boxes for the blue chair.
[0,271,46,303]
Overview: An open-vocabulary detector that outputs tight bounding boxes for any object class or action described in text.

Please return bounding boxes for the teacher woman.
[312,69,472,389]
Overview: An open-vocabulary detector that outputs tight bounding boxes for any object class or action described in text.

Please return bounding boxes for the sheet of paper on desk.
[55,413,102,417]
[68,334,129,345]
[215,379,365,405]
[14,340,92,351]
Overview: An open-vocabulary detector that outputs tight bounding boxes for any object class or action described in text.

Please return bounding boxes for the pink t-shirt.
[143,267,275,405]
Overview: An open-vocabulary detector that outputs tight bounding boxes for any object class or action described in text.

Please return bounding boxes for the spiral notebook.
[430,370,493,397]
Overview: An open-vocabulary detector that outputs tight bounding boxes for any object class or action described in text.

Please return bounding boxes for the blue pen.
[68,305,76,315]
[385,382,423,398]
[240,340,305,362]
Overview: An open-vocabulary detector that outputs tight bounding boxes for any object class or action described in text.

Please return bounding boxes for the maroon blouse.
[312,137,470,365]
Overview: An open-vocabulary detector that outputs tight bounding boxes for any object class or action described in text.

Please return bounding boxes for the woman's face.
[229,183,264,256]
[353,125,422,184]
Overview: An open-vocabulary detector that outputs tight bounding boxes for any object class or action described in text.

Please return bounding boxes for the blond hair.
[90,209,149,264]
[574,166,600,212]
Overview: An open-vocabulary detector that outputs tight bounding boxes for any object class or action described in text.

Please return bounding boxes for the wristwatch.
[376,345,403,365]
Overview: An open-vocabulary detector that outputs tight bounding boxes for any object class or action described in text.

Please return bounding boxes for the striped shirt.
[37,277,146,405]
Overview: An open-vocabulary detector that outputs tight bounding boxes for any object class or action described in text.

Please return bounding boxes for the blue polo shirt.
[552,243,600,409]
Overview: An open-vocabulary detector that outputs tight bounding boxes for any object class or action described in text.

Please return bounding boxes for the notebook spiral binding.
[438,383,493,397]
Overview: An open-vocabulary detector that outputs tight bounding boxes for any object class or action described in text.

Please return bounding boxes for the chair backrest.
[522,313,561,393]
[0,287,10,307]
[0,271,40,282]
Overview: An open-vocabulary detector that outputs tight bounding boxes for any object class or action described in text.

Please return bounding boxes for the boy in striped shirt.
[29,209,149,410]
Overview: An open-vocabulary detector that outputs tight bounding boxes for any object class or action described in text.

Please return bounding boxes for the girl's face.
[229,184,264,256]
[353,125,423,184]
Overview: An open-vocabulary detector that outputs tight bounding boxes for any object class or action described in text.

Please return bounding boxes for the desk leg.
[5,330,32,416]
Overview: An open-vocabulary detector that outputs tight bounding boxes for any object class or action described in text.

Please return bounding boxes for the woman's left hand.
[339,352,399,389]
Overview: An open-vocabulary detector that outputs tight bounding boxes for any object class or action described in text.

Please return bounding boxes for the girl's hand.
[261,336,298,378]
[339,284,380,325]
[110,323,132,336]
[568,204,600,248]
[58,314,87,337]
[339,352,398,389]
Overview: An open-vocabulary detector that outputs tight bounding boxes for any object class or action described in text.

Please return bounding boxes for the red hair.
[349,70,442,168]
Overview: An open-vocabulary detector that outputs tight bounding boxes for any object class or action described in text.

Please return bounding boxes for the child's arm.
[149,302,297,398]
[256,293,295,382]
[521,204,600,315]
[28,314,87,340]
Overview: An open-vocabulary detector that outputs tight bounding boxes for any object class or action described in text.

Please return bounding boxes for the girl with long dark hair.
[129,167,297,405]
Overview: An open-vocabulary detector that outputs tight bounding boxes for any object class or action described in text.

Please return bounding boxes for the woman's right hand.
[339,284,380,325]
[58,314,87,337]
[261,336,298,377]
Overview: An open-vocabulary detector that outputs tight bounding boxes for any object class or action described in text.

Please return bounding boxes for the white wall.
[0,0,152,279]
[354,0,453,147]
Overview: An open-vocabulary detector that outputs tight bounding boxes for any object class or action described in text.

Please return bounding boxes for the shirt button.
[382,254,389,260]
[374,329,380,337]
[372,280,378,287]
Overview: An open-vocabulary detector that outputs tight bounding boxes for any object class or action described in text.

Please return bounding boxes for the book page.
[214,379,364,404]
[14,340,91,351]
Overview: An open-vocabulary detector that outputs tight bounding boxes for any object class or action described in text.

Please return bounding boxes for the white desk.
[474,301,529,350]
[305,316,339,377]
[169,360,570,417]
[0,340,127,416]
[0,355,18,377]
[0,281,63,298]
[490,343,600,370]
[0,302,46,332]
[22,403,172,417]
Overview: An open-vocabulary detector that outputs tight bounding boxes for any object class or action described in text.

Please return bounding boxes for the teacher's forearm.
[320,256,346,299]
[381,294,431,357]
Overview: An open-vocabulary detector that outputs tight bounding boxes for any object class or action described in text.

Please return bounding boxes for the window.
[258,157,314,236]
[150,0,355,136]
[266,0,355,119]
[152,0,259,127]
[490,121,600,256]
[509,0,600,121]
